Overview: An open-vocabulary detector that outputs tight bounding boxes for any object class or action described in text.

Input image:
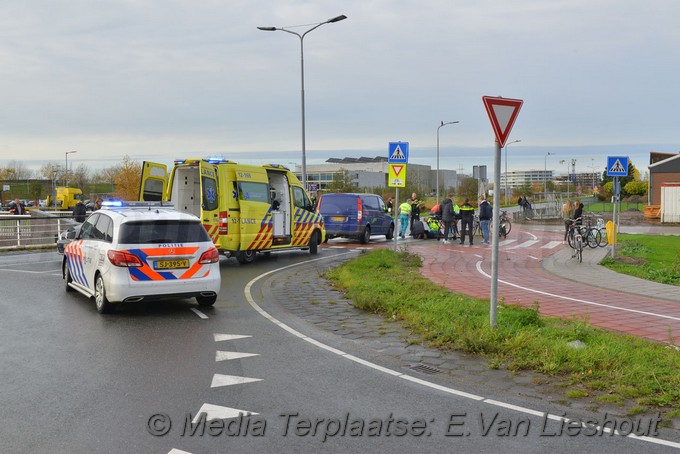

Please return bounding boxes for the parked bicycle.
[473,210,512,239]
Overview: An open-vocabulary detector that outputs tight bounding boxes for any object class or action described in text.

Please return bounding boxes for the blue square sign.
[606,156,629,177]
[388,142,409,164]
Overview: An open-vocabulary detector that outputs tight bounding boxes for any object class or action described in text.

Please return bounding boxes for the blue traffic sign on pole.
[388,142,409,164]
[606,156,629,177]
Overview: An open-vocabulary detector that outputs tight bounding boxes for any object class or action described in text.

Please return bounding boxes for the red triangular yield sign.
[482,96,523,148]
[392,164,403,176]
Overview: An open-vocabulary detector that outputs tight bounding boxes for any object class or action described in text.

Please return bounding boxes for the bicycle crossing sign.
[388,142,409,164]
[606,156,629,177]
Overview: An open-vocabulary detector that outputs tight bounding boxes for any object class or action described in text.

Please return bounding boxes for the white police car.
[62,201,221,313]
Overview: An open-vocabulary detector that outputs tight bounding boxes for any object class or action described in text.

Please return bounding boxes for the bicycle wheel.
[586,228,601,248]
[567,228,576,249]
[501,219,512,235]
[598,228,608,247]
[576,237,583,263]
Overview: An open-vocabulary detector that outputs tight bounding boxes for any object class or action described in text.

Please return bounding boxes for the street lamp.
[65,150,77,187]
[436,120,459,202]
[544,152,553,196]
[504,139,521,206]
[559,159,571,198]
[258,14,347,191]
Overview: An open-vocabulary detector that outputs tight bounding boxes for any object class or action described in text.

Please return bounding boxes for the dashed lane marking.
[190,308,208,319]
[542,241,562,249]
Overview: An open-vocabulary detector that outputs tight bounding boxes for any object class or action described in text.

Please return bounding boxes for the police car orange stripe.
[122,247,206,281]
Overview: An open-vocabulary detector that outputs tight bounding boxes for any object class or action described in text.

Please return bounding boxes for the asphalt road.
[0,249,676,453]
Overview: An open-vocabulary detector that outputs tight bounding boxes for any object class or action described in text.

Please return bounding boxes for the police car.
[62,201,221,314]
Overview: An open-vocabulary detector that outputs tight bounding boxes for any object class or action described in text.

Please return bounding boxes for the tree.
[624,180,647,196]
[0,161,34,179]
[326,169,355,193]
[111,155,142,200]
[457,176,478,202]
[71,163,90,189]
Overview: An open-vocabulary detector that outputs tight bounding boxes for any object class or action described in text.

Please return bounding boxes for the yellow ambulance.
[139,158,325,264]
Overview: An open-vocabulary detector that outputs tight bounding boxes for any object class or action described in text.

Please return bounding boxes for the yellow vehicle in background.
[46,187,84,210]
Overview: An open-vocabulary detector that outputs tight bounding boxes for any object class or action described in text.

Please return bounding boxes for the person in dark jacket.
[10,198,26,215]
[478,195,492,245]
[72,200,87,223]
[439,194,455,244]
[459,198,475,245]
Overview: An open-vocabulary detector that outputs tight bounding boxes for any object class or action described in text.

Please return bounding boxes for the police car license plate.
[154,259,190,270]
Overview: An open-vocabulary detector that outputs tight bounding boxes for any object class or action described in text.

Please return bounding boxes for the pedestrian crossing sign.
[606,156,629,177]
[388,142,409,164]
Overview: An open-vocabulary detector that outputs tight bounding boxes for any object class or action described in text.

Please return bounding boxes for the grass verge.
[327,248,679,422]
[601,234,680,286]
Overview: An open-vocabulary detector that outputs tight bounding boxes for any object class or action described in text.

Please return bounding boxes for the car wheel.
[237,250,256,264]
[94,274,114,314]
[196,294,217,306]
[309,231,319,255]
[359,226,371,244]
[385,223,394,240]
[64,261,73,292]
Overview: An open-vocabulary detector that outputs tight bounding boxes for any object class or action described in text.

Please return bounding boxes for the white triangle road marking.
[214,334,252,342]
[211,374,263,388]
[216,351,260,362]
[192,403,258,423]
[168,449,192,454]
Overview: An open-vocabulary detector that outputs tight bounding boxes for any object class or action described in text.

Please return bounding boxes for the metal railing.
[0,215,76,249]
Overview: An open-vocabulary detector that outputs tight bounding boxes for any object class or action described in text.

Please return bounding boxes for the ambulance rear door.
[233,165,272,251]
[198,161,220,245]
[139,161,168,201]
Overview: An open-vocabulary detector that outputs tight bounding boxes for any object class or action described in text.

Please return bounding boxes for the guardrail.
[0,215,77,249]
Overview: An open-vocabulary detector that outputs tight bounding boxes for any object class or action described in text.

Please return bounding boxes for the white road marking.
[541,240,562,249]
[168,449,192,454]
[508,240,540,249]
[475,261,680,322]
[243,252,680,450]
[499,239,516,246]
[190,308,208,319]
[213,334,251,342]
[216,351,259,362]
[0,268,61,274]
[191,403,258,424]
[210,374,262,388]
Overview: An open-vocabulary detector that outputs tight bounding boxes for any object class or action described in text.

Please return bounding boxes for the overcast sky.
[1,0,678,177]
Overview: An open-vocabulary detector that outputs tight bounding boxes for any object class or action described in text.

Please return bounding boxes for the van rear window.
[118,221,210,244]
[318,195,358,215]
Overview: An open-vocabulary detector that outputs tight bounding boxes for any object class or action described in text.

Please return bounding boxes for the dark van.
[317,193,394,244]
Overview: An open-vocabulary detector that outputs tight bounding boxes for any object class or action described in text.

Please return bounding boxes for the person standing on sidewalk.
[398,200,412,238]
[439,194,455,244]
[459,198,475,245]
[478,195,492,245]
[562,200,574,242]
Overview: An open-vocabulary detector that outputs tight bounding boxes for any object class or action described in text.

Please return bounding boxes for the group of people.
[438,194,492,245]
[395,192,424,238]
[72,197,103,222]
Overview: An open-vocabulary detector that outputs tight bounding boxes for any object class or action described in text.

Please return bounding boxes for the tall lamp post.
[436,120,459,203]
[560,159,571,198]
[504,139,520,206]
[258,15,347,191]
[65,150,77,187]
[544,152,553,196]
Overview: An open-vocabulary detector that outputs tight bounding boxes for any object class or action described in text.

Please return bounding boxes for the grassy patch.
[327,249,679,416]
[600,234,680,286]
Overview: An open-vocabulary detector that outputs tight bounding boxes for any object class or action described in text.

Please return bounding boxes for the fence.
[0,215,76,249]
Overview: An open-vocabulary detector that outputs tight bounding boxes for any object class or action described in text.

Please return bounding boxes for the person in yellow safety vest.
[398,201,412,238]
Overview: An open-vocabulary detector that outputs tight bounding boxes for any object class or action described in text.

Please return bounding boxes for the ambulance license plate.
[154,259,190,270]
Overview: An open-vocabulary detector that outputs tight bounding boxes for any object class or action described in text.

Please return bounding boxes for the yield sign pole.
[482,96,523,328]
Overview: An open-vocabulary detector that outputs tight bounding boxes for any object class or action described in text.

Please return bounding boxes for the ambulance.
[139,158,325,264]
